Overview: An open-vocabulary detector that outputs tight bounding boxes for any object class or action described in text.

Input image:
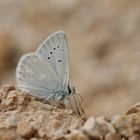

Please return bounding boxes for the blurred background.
[0,0,140,117]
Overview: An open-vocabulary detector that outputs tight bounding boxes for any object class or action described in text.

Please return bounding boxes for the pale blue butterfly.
[16,31,84,115]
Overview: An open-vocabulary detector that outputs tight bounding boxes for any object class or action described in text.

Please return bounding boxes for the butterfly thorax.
[52,86,75,101]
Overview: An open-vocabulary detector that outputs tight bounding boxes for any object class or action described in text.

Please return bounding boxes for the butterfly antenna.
[75,93,82,106]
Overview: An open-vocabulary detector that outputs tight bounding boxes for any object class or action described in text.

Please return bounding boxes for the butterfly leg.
[71,93,83,117]
[43,94,55,104]
[74,93,85,115]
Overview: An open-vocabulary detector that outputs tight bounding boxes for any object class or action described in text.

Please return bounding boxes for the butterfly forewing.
[16,53,61,98]
[36,31,69,92]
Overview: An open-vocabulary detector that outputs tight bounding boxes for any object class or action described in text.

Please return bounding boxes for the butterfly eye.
[53,48,56,50]
[48,57,50,59]
[50,52,52,54]
[57,46,59,48]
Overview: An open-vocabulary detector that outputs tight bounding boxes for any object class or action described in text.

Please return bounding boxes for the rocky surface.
[0,2,140,139]
[1,0,140,117]
[0,85,140,140]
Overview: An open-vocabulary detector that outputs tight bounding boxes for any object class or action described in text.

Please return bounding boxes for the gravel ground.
[0,85,140,140]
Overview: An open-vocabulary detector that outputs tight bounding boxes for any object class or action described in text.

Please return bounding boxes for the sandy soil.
[0,0,140,119]
[0,85,140,140]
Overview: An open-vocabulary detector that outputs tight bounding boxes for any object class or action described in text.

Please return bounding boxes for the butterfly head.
[68,85,75,95]
[70,86,76,94]
[52,86,75,101]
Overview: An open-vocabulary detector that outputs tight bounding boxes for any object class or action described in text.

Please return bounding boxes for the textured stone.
[38,127,48,138]
[0,85,140,139]
[113,115,133,137]
[129,135,140,140]
[7,90,17,99]
[4,113,18,128]
[105,133,121,140]
[96,117,116,134]
[17,121,35,138]
[83,117,110,139]
[65,130,89,140]
[30,120,41,130]
[0,131,16,140]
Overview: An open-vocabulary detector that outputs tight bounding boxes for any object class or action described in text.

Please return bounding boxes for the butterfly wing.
[36,31,69,92]
[16,53,61,98]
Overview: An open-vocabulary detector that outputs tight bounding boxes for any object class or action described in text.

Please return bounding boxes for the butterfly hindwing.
[16,53,61,98]
[36,31,69,92]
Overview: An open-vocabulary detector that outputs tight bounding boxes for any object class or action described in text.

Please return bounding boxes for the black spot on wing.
[57,60,62,63]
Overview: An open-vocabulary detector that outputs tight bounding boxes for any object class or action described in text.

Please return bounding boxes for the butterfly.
[16,31,84,116]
